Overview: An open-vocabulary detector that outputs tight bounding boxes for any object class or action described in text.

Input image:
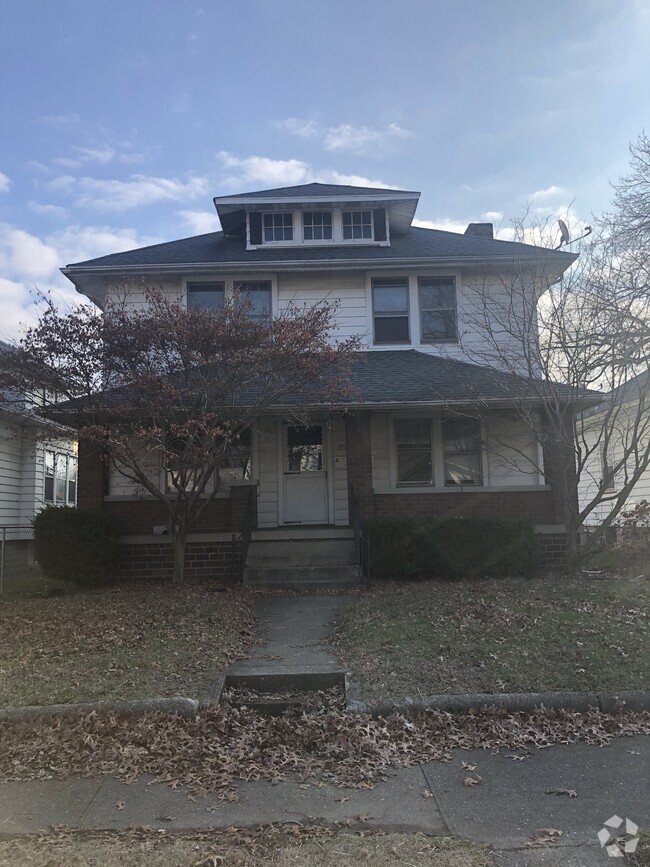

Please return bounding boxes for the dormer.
[213,182,420,251]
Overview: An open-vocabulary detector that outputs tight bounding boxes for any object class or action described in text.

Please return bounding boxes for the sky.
[0,0,649,341]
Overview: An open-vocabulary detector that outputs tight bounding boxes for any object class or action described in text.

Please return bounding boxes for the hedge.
[363,516,539,580]
[33,507,120,587]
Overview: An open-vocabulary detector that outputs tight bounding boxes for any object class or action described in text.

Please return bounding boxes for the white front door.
[283,424,329,524]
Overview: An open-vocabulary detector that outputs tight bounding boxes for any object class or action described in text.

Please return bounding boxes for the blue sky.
[0,0,649,339]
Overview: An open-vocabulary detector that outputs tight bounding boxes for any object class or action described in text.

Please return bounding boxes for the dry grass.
[336,574,649,700]
[0,583,256,707]
[0,827,494,867]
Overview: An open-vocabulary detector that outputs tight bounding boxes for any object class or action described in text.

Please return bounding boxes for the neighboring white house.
[578,370,650,527]
[0,339,77,572]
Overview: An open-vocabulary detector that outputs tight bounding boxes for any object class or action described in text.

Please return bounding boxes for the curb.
[0,696,199,723]
[345,681,650,716]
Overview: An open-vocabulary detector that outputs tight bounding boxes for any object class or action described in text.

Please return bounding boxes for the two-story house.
[62,182,580,583]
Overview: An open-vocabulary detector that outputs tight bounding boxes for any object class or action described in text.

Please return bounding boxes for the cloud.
[0,225,60,279]
[48,173,210,210]
[413,217,469,234]
[529,185,567,203]
[0,172,10,193]
[39,113,81,128]
[278,119,413,154]
[28,201,69,218]
[52,144,147,170]
[482,210,504,222]
[216,151,394,191]
[178,209,220,234]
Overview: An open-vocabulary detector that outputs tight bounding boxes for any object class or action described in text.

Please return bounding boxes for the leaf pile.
[1,697,649,794]
[0,583,257,707]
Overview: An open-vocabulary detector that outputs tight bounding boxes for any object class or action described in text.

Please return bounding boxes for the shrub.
[33,507,120,587]
[364,516,538,580]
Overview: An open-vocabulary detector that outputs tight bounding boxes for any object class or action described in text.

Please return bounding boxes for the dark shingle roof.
[65,226,575,270]
[215,182,418,199]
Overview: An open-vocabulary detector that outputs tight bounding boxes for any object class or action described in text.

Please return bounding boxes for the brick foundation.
[536,532,569,567]
[371,490,556,524]
[115,536,238,582]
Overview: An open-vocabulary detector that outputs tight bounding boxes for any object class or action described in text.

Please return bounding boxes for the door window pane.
[394,419,432,485]
[442,418,482,485]
[287,425,323,472]
[187,282,225,313]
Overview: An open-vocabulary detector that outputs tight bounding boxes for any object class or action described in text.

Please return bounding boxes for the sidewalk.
[1,735,647,864]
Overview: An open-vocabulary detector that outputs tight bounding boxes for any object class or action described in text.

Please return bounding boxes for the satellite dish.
[558,219,571,246]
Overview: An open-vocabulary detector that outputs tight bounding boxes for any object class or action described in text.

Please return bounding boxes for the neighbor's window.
[187,282,225,313]
[263,212,293,242]
[418,277,457,342]
[44,450,77,506]
[235,281,271,320]
[342,210,373,240]
[602,444,617,492]
[394,419,433,485]
[303,211,333,241]
[372,278,410,344]
[442,418,482,486]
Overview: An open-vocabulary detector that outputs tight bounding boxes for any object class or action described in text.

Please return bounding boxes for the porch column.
[344,410,374,522]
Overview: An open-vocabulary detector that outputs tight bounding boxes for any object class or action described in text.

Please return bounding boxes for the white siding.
[277,272,368,342]
[0,420,22,524]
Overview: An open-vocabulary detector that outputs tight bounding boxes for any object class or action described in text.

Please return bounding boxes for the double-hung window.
[303,211,332,241]
[442,419,482,486]
[342,210,373,240]
[394,419,433,485]
[187,282,225,313]
[235,281,271,320]
[372,278,410,344]
[219,428,252,483]
[263,212,293,242]
[44,450,77,506]
[418,277,457,342]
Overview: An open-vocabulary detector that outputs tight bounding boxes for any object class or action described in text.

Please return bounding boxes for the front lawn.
[336,575,649,700]
[0,828,494,867]
[0,583,255,707]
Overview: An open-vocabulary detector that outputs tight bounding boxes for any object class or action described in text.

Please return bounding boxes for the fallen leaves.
[544,787,577,797]
[1,697,649,797]
[527,828,563,846]
[463,775,482,787]
[421,789,434,798]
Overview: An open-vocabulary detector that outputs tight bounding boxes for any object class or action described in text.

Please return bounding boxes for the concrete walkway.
[226,595,351,676]
[0,736,647,865]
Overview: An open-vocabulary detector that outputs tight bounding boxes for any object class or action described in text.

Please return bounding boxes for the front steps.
[243,527,359,588]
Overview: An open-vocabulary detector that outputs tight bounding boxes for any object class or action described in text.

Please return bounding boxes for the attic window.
[263,212,293,242]
[342,210,373,240]
[303,211,333,241]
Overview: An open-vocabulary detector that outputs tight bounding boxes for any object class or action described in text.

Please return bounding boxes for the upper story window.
[45,450,77,506]
[303,211,333,241]
[372,278,410,344]
[343,210,373,240]
[394,419,433,485]
[235,281,271,320]
[442,418,482,486]
[263,212,293,242]
[418,277,457,343]
[187,282,225,313]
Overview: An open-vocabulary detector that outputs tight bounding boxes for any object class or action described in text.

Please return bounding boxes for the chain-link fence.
[0,525,37,594]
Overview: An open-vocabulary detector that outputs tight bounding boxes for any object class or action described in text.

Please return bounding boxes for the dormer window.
[343,210,373,240]
[303,211,333,241]
[263,212,293,242]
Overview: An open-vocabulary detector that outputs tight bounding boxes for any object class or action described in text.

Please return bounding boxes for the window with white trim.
[394,419,433,485]
[372,278,410,344]
[303,211,333,241]
[234,281,271,320]
[342,209,373,240]
[442,418,482,486]
[263,212,293,242]
[44,450,77,506]
[418,276,457,342]
[602,443,618,492]
[187,282,225,313]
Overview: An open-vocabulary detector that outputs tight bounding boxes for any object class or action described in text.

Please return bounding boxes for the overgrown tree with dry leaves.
[1,288,358,583]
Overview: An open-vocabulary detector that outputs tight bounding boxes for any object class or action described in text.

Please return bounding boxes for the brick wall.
[115,538,237,582]
[371,489,556,524]
[536,532,569,567]
[103,497,233,535]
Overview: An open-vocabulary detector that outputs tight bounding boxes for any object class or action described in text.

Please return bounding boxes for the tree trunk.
[171,520,187,585]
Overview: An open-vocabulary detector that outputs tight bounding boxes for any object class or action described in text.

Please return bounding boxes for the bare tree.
[0,287,358,583]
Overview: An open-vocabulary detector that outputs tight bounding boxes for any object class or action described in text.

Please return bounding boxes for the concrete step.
[245,538,357,568]
[243,564,359,588]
